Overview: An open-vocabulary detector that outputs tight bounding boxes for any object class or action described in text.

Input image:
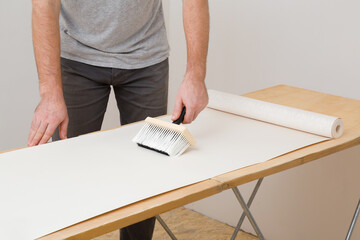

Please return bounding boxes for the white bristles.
[132,122,191,157]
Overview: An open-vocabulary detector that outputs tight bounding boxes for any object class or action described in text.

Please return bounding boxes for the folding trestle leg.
[156,215,178,240]
[345,199,360,240]
[156,178,265,240]
[231,178,265,240]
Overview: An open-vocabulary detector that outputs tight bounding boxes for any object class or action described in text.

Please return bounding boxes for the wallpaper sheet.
[0,107,328,239]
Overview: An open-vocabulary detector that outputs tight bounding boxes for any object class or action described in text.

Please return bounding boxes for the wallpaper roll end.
[332,118,344,138]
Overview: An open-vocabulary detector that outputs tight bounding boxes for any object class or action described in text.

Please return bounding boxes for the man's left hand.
[172,71,208,124]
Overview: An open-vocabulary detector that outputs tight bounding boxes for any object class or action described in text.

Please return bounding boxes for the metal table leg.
[232,181,265,240]
[231,178,263,240]
[156,178,265,240]
[345,199,360,240]
[156,215,178,240]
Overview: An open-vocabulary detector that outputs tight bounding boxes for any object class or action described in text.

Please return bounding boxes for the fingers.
[59,116,69,140]
[27,96,69,147]
[39,123,56,145]
[172,101,197,124]
[183,107,196,124]
[39,116,68,144]
[171,97,184,121]
[29,122,49,146]
[28,119,40,146]
[171,88,207,124]
[172,96,198,124]
[29,117,67,146]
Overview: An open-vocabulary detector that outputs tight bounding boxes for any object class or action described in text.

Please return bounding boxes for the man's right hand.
[27,96,68,146]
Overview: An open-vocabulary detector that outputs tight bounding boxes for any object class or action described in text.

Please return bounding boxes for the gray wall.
[0,1,38,151]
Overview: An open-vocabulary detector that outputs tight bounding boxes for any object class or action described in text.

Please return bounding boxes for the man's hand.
[172,71,208,124]
[28,96,68,146]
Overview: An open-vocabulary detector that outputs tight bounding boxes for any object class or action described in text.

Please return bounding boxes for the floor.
[93,207,258,240]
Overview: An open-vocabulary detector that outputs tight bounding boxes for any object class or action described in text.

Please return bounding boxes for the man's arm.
[172,0,210,124]
[28,0,68,146]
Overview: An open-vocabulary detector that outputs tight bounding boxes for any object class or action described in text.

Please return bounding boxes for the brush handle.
[172,107,186,125]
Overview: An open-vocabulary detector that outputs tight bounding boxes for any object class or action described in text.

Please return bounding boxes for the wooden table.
[6,85,359,240]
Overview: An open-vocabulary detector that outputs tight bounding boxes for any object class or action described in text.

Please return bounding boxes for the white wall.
[0,1,39,151]
[166,0,360,239]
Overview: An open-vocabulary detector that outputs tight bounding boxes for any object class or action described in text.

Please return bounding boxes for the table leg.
[345,199,360,240]
[156,215,178,240]
[156,178,265,240]
[231,178,263,240]
[232,184,265,240]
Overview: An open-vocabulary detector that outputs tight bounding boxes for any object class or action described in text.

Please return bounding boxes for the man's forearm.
[183,0,209,80]
[32,0,62,99]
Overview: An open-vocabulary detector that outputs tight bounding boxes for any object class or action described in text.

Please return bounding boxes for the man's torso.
[60,0,169,69]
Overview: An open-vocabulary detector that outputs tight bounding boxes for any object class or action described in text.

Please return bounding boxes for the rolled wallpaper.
[207,89,344,138]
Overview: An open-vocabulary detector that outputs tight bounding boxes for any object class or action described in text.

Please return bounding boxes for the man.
[28,0,209,239]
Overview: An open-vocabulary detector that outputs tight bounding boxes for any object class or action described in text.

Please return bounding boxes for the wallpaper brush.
[132,107,196,157]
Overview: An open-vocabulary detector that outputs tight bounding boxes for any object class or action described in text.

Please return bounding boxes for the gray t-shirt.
[59,0,169,69]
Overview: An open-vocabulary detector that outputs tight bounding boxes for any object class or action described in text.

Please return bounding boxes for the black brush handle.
[172,107,186,125]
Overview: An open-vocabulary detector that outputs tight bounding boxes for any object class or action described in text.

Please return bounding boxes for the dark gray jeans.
[53,57,169,240]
